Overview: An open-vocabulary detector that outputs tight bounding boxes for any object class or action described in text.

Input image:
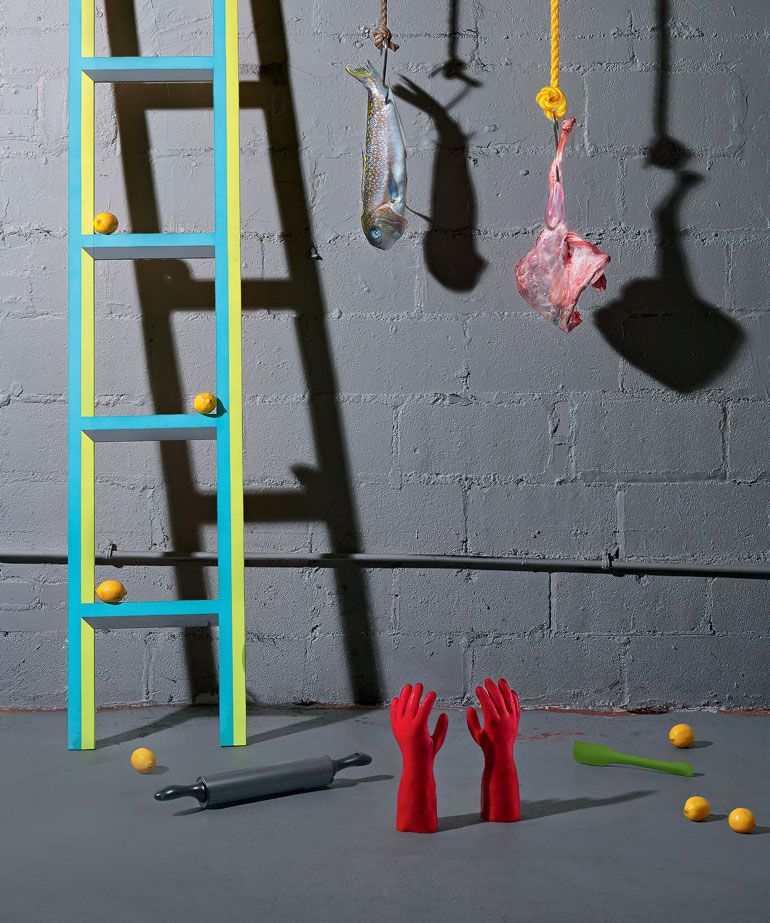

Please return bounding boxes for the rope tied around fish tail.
[536,0,567,121]
[373,0,399,52]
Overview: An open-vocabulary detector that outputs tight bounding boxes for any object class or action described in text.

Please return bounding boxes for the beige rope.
[373,0,399,52]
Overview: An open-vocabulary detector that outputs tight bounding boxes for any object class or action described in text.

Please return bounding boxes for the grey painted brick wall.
[1,0,769,711]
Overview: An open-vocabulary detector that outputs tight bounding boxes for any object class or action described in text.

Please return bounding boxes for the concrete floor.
[1,706,768,922]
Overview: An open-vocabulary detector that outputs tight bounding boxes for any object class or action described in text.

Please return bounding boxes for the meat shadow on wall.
[592,0,743,393]
[593,170,742,393]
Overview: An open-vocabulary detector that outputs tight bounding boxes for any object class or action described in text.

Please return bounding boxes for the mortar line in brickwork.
[4,550,770,580]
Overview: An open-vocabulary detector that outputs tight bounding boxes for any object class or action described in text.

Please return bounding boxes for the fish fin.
[344,62,385,93]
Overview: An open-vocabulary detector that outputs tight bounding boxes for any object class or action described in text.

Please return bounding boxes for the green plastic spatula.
[573,741,694,777]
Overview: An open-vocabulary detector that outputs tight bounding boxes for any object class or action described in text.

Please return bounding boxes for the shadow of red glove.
[467,677,521,822]
[390,682,449,833]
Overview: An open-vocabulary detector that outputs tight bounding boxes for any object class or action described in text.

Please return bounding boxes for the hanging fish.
[515,118,609,332]
[345,62,407,250]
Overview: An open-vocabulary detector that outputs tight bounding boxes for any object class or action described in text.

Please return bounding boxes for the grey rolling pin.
[154,752,372,808]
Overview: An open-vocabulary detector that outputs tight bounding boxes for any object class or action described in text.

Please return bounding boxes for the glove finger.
[499,677,516,713]
[432,712,449,753]
[407,682,424,717]
[510,687,521,720]
[390,696,399,728]
[398,683,412,717]
[485,676,506,713]
[466,706,482,743]
[476,684,499,722]
[417,689,437,724]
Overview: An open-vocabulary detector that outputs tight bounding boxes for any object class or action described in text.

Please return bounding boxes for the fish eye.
[370,228,381,239]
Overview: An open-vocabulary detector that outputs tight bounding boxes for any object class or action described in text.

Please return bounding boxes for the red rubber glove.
[466,677,521,822]
[390,682,449,833]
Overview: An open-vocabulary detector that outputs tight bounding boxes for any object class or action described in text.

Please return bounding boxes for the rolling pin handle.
[154,782,207,804]
[332,752,373,774]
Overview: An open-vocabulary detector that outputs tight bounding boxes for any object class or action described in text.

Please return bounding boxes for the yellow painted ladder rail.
[67,0,246,748]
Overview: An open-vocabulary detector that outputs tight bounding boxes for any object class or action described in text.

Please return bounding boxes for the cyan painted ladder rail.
[67,0,246,749]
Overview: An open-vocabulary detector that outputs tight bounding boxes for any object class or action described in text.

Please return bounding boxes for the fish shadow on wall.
[592,0,743,393]
[593,169,743,393]
[394,79,486,292]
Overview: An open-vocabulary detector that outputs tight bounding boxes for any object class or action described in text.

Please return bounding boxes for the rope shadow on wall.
[592,0,743,393]
[104,0,383,707]
[394,0,486,292]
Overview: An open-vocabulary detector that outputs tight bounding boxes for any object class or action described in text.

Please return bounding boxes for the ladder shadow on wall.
[103,0,383,711]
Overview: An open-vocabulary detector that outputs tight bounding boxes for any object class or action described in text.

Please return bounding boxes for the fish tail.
[344,62,385,94]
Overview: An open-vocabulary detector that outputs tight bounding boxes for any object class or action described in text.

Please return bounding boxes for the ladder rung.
[82,414,219,442]
[82,56,215,83]
[82,599,219,629]
[82,233,215,260]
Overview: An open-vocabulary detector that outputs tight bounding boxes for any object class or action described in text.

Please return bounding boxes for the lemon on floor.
[728,808,756,834]
[683,796,710,822]
[669,723,695,748]
[93,212,119,234]
[95,579,126,604]
[130,748,156,774]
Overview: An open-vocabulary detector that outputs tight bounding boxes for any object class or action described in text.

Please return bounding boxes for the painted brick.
[467,314,621,395]
[552,573,709,634]
[244,399,393,485]
[317,481,465,555]
[623,483,770,562]
[244,635,308,705]
[398,568,549,634]
[627,636,770,708]
[0,631,67,708]
[308,631,465,704]
[729,402,770,481]
[245,566,393,638]
[147,628,219,705]
[467,484,617,558]
[586,70,744,154]
[328,315,465,395]
[730,236,770,313]
[470,635,625,707]
[574,399,723,481]
[96,630,148,706]
[624,158,762,232]
[709,578,770,635]
[400,398,550,479]
[0,580,36,610]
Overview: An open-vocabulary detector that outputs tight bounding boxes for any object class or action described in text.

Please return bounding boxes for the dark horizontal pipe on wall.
[1,549,770,580]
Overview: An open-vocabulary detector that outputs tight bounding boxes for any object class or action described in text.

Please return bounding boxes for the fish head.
[362,206,407,250]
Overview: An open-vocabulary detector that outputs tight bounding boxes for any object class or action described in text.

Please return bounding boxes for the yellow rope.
[536,0,567,120]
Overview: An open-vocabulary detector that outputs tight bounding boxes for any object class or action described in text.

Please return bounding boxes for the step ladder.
[67,0,246,748]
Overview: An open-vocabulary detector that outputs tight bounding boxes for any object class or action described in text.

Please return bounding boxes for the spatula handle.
[614,753,693,777]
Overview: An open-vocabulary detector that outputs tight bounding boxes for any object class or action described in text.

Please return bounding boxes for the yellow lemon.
[683,796,710,822]
[95,579,126,604]
[130,747,156,774]
[93,212,119,234]
[728,808,756,834]
[669,723,695,748]
[193,391,217,414]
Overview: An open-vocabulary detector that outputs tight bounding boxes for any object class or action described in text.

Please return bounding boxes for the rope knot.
[373,23,399,51]
[536,85,567,119]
